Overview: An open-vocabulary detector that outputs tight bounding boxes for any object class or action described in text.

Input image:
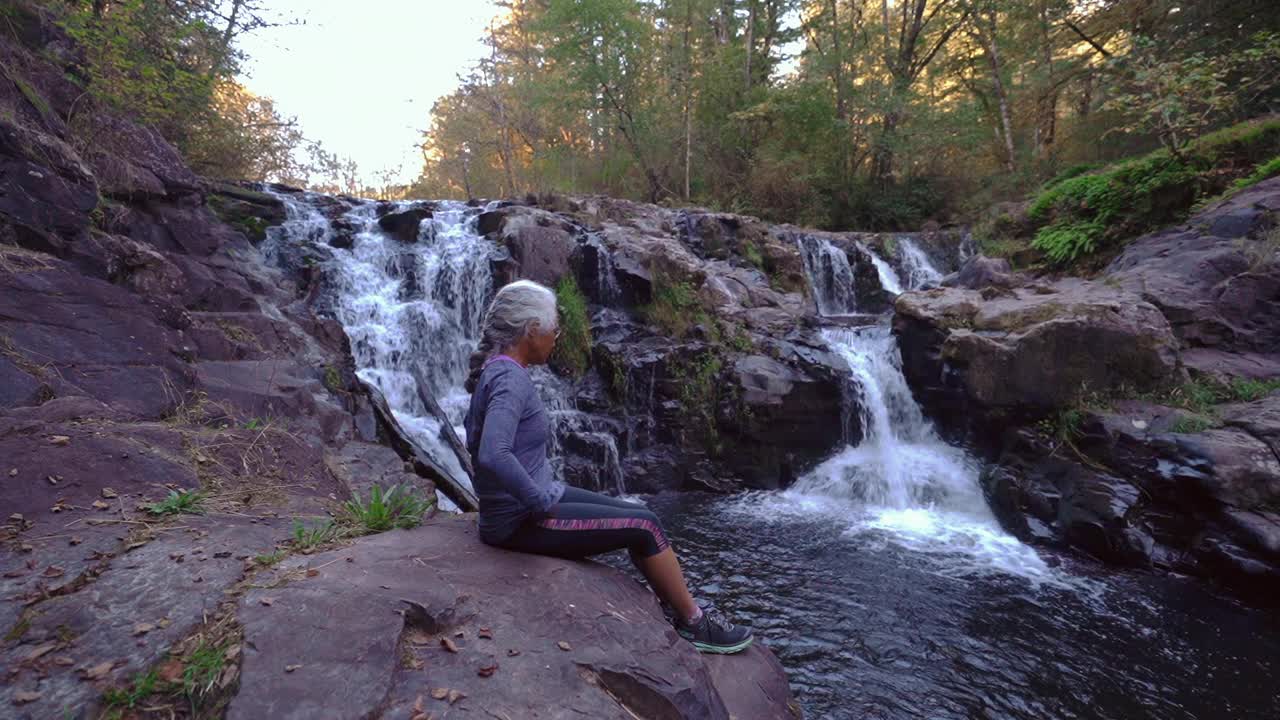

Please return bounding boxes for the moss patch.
[551,274,591,376]
[642,267,706,339]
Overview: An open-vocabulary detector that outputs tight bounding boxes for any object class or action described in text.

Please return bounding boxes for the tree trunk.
[1035,0,1058,163]
[978,10,1015,173]
[744,0,756,91]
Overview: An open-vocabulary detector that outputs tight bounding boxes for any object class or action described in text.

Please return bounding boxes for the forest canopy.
[412,0,1280,229]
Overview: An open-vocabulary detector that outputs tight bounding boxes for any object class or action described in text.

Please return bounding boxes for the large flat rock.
[230,515,797,720]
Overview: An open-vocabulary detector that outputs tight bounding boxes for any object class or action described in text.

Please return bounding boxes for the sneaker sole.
[689,636,754,655]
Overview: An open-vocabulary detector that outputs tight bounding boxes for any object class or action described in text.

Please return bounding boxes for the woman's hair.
[465,279,558,392]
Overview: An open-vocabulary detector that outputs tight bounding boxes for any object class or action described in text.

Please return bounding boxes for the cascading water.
[796,234,858,314]
[264,192,492,489]
[896,237,943,289]
[764,236,1052,581]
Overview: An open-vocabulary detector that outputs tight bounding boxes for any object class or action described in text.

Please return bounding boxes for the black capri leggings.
[496,486,671,560]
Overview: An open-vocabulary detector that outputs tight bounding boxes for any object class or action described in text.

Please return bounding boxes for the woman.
[464,280,753,654]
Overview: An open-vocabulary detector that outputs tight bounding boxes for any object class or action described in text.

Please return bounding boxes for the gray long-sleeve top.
[464,358,566,543]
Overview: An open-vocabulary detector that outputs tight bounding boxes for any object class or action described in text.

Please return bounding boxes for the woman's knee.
[631,509,670,556]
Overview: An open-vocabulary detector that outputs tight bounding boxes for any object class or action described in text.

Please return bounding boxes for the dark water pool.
[627,492,1280,720]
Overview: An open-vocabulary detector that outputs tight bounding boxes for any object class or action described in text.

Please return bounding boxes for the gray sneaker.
[676,603,753,654]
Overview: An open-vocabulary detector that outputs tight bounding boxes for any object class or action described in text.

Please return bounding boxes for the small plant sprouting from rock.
[323,364,343,392]
[103,668,160,712]
[292,518,341,550]
[1170,414,1215,434]
[642,267,705,339]
[254,549,286,567]
[551,274,591,376]
[146,489,206,516]
[344,484,434,534]
[182,640,227,703]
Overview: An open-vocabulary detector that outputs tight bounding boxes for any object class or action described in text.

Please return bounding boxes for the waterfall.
[784,230,1051,582]
[796,234,858,315]
[858,241,904,295]
[897,237,943,290]
[263,192,491,490]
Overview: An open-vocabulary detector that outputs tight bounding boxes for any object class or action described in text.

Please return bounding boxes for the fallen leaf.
[2,570,25,578]
[285,664,302,673]
[447,689,466,705]
[46,475,58,485]
[477,662,498,678]
[224,644,242,661]
[49,435,70,446]
[53,656,74,667]
[13,690,42,704]
[440,637,458,653]
[8,513,23,522]
[91,500,111,511]
[345,556,354,562]
[69,536,82,546]
[306,568,319,578]
[7,468,16,477]
[506,648,520,657]
[410,713,431,720]
[101,488,118,499]
[157,659,184,684]
[133,622,155,636]
[157,618,171,628]
[42,565,65,578]
[260,597,274,606]
[557,641,572,651]
[413,694,425,712]
[83,661,114,679]
[25,642,57,662]
[430,688,449,700]
[454,630,464,638]
[478,627,493,639]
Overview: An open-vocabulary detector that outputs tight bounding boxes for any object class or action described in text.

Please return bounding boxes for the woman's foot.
[676,603,753,654]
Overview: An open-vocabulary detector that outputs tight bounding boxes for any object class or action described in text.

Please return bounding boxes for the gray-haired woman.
[463,280,752,654]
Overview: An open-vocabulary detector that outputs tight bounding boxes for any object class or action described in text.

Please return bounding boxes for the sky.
[236,1,498,186]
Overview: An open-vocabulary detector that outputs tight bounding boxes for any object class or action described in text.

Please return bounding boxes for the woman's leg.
[558,485,644,510]
[499,500,698,620]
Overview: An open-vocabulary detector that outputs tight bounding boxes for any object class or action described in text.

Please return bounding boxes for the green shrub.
[344,484,433,534]
[1027,117,1280,266]
[146,489,206,516]
[1228,377,1280,402]
[741,240,765,269]
[1170,414,1215,434]
[551,275,591,376]
[1232,155,1280,190]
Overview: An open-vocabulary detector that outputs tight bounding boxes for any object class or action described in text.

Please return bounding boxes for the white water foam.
[897,237,943,290]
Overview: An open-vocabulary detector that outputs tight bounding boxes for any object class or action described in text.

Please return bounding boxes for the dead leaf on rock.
[25,642,57,662]
[557,641,572,651]
[53,656,74,667]
[13,690,42,704]
[306,568,319,578]
[224,644,242,661]
[447,689,466,705]
[285,664,302,673]
[478,627,493,639]
[7,468,16,477]
[413,694,425,712]
[69,536,82,546]
[157,618,171,629]
[91,500,111,511]
[440,637,458,653]
[101,488,119,499]
[46,475,58,485]
[260,597,275,606]
[8,513,23,523]
[49,435,70,446]
[83,661,114,679]
[430,687,449,700]
[410,712,431,720]
[506,648,520,657]
[477,662,498,678]
[133,622,155,636]
[42,565,65,578]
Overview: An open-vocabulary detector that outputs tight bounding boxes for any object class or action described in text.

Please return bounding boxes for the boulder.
[941,255,1019,290]
[377,206,433,243]
[894,279,1182,425]
[229,515,796,720]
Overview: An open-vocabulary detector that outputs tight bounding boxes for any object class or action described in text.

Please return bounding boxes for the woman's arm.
[476,374,551,512]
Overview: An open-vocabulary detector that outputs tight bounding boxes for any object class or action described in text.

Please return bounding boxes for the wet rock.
[229,516,793,720]
[941,255,1019,290]
[377,206,432,243]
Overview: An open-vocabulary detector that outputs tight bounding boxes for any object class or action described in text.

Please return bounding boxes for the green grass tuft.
[182,640,226,702]
[551,274,591,376]
[642,268,704,339]
[344,484,433,534]
[291,518,341,549]
[1170,414,1215,434]
[146,489,206,516]
[103,669,160,710]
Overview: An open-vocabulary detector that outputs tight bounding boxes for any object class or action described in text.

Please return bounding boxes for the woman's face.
[526,315,560,365]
